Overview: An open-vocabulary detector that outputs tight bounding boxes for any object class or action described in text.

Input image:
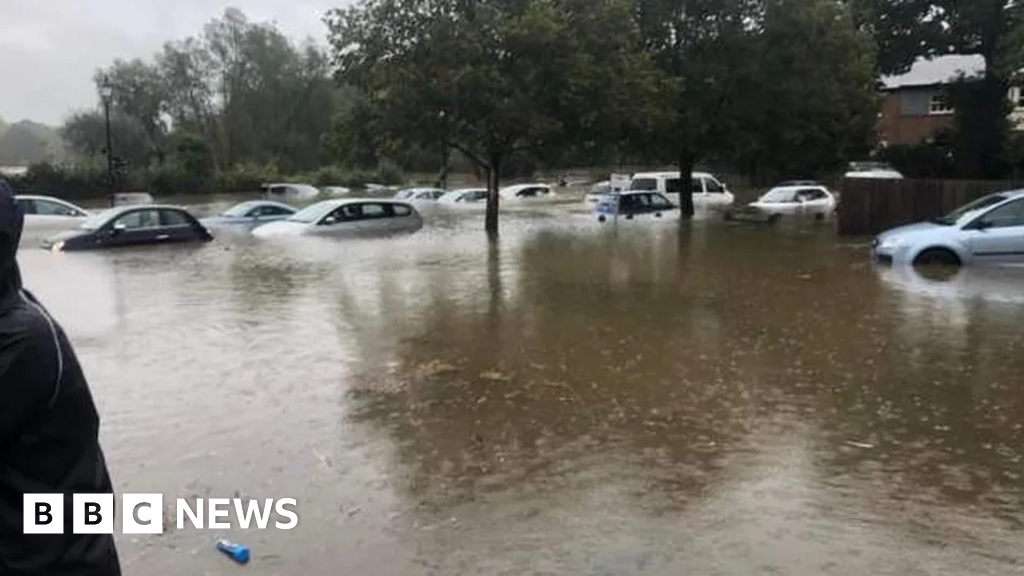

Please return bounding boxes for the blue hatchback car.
[200,200,298,232]
[872,190,1024,268]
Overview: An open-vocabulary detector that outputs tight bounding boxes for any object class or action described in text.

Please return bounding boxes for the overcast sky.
[0,0,348,126]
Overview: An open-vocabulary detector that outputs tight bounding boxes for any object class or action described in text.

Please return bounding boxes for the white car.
[845,169,904,179]
[252,198,423,239]
[499,183,554,200]
[584,181,613,205]
[321,186,352,196]
[748,184,837,217]
[438,188,489,204]
[394,188,446,202]
[627,171,734,207]
[594,191,679,223]
[15,195,91,230]
[261,182,321,200]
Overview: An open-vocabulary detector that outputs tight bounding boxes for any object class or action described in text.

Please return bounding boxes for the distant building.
[877,54,1024,147]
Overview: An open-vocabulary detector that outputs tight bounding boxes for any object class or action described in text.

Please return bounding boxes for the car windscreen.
[759,188,799,203]
[288,203,332,223]
[223,203,256,218]
[935,193,1008,225]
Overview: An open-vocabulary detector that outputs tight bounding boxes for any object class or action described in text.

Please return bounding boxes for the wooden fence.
[837,178,1024,237]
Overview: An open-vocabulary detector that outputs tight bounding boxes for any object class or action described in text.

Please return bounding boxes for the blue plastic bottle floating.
[216,539,251,565]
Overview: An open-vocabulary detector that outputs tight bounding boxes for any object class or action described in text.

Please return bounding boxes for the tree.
[326,0,661,236]
[853,0,1024,178]
[634,0,761,218]
[94,59,170,162]
[739,0,879,182]
[0,121,63,165]
[59,8,342,180]
[60,111,152,169]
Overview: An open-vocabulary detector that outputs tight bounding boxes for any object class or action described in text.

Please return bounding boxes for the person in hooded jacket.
[0,178,122,575]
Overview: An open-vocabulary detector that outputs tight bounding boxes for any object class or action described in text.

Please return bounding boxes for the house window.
[929,91,953,115]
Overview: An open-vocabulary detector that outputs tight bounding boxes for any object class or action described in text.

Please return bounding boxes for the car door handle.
[156,234,170,240]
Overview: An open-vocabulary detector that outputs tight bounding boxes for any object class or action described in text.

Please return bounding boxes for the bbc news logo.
[24,494,298,534]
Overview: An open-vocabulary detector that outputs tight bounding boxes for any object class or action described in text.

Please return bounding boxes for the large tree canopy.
[326,0,664,235]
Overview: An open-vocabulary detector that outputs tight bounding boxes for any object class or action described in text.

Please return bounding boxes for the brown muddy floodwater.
[16,199,1024,576]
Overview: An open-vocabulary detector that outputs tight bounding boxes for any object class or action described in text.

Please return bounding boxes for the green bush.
[211,163,280,193]
[146,161,207,195]
[6,159,408,199]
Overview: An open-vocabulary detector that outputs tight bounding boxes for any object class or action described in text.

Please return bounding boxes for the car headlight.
[51,241,65,253]
[877,237,905,251]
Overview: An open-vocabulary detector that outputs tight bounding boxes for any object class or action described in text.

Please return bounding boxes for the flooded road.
[18,201,1024,575]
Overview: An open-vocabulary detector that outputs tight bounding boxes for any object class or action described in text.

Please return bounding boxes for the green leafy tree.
[852,0,1024,177]
[739,0,879,181]
[326,0,661,236]
[94,59,170,162]
[634,0,761,217]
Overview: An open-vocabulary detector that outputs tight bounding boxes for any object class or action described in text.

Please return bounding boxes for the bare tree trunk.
[485,157,501,238]
[678,151,696,219]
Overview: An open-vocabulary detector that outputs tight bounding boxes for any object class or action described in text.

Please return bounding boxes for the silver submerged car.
[251,198,423,239]
[872,190,1024,268]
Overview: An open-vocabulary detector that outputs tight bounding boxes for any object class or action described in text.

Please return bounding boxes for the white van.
[628,171,735,207]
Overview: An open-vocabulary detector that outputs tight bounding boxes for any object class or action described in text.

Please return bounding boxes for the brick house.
[877,54,1024,147]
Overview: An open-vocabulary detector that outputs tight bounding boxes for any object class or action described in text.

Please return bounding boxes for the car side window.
[705,179,725,193]
[691,178,705,194]
[356,203,388,219]
[36,200,80,216]
[979,198,1024,228]
[322,204,360,225]
[392,204,412,217]
[517,188,538,198]
[619,195,639,213]
[256,206,290,217]
[665,178,681,194]
[160,210,192,227]
[116,210,161,230]
[650,194,673,208]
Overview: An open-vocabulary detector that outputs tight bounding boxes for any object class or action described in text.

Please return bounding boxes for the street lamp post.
[100,78,115,208]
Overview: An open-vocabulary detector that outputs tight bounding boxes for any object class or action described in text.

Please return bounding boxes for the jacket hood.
[0,178,23,311]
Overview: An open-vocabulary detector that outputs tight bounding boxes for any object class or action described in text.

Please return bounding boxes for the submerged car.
[438,188,488,204]
[628,171,735,208]
[251,198,423,239]
[395,188,446,202]
[200,200,297,231]
[872,190,1024,267]
[262,182,320,201]
[747,184,837,217]
[15,195,91,230]
[595,191,679,223]
[584,181,613,205]
[41,205,213,252]
[321,186,352,196]
[499,183,554,200]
